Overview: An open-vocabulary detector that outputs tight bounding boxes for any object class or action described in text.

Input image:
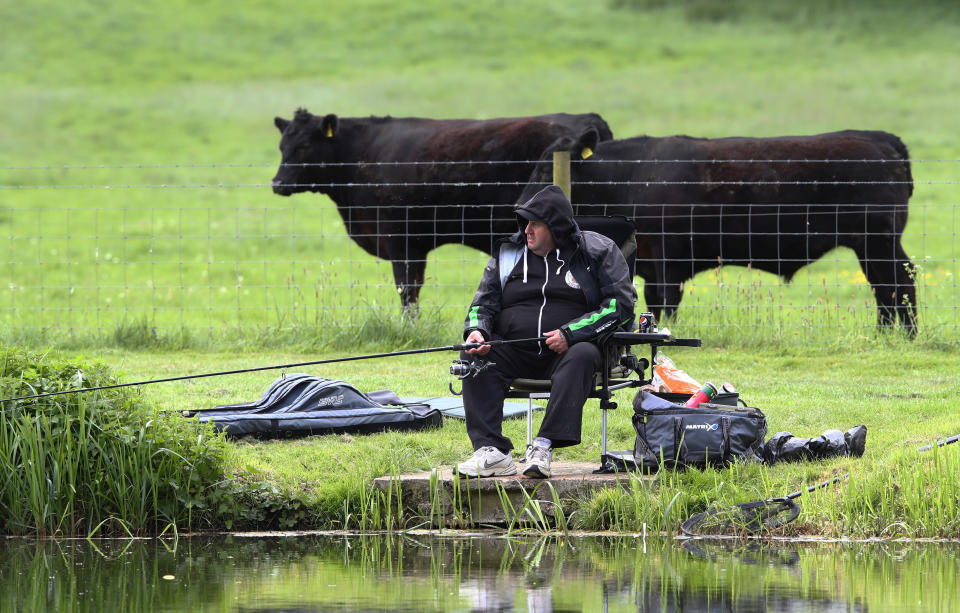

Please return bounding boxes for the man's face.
[524,219,555,256]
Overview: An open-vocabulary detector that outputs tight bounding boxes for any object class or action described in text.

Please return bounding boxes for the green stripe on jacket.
[568,299,616,331]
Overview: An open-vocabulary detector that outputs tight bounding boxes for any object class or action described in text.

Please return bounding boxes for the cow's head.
[271,108,340,196]
[516,128,603,204]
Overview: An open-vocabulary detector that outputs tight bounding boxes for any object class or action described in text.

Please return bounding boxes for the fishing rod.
[917,434,960,452]
[0,336,547,404]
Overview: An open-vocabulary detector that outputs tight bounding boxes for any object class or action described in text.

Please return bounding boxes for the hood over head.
[514,185,580,249]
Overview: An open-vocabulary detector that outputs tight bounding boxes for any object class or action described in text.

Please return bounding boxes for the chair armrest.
[609,332,702,347]
[610,332,672,344]
[660,337,702,347]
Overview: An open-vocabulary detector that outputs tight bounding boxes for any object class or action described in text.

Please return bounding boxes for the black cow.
[271,109,613,309]
[518,128,917,335]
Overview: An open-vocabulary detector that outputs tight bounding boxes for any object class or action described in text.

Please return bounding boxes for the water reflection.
[0,533,957,612]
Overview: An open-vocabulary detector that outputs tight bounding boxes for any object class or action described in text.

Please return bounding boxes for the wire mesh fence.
[0,158,957,346]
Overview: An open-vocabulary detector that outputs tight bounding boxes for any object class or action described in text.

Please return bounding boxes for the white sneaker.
[455,446,518,478]
[523,445,553,478]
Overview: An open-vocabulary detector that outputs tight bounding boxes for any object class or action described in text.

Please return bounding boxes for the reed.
[564,439,960,539]
[796,442,960,538]
[0,347,228,536]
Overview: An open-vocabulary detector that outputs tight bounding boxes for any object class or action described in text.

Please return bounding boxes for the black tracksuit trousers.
[461,341,602,454]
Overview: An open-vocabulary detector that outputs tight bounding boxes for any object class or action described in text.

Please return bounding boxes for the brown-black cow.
[271,109,613,309]
[517,128,917,336]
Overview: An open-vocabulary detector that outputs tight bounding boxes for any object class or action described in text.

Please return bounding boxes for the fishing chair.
[505,215,702,471]
[507,331,701,470]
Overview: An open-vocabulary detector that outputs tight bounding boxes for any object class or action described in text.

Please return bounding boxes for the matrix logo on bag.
[317,394,344,408]
[686,423,719,431]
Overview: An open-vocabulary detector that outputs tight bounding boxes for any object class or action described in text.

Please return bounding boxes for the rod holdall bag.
[192,374,441,438]
[631,390,767,471]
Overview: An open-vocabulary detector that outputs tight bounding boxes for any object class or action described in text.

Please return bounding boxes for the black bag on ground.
[631,390,767,471]
[761,425,867,465]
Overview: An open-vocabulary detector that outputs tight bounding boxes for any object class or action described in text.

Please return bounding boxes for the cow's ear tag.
[581,147,593,159]
[326,125,334,138]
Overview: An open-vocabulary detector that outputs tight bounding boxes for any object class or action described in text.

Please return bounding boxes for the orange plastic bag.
[651,352,702,394]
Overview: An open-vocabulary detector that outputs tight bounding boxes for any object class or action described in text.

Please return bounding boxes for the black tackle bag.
[631,390,767,471]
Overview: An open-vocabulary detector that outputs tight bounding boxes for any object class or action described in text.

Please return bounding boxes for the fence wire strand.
[0,157,956,343]
[3,157,960,171]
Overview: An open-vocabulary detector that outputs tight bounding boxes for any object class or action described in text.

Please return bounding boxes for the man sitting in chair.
[456,185,637,479]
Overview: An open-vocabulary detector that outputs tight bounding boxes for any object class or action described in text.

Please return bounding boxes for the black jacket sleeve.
[560,235,637,344]
[463,254,502,341]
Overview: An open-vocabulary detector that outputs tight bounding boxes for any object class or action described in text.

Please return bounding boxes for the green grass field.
[2,0,959,346]
[2,0,960,536]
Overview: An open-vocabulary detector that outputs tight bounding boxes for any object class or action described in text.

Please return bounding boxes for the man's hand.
[544,329,569,354]
[465,330,491,355]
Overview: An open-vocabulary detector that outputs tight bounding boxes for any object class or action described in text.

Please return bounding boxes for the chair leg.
[526,397,534,449]
[601,408,608,457]
[524,392,551,455]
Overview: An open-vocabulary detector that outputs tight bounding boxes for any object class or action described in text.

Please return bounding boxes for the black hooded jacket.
[464,185,637,346]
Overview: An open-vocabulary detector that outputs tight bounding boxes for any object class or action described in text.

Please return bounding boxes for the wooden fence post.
[552,150,571,199]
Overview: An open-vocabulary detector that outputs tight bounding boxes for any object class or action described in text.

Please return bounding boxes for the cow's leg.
[644,282,682,321]
[892,240,918,337]
[642,279,663,322]
[641,256,669,322]
[655,244,687,321]
[856,236,913,335]
[855,245,896,330]
[647,261,684,321]
[634,239,662,320]
[392,259,427,313]
[660,275,684,321]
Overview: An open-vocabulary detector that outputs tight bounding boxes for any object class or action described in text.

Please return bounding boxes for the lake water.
[1,533,957,611]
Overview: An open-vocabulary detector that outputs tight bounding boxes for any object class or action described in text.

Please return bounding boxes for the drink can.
[684,381,719,408]
[638,312,656,333]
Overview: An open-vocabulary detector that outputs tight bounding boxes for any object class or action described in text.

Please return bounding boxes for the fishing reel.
[619,352,649,377]
[449,358,495,379]
[448,358,495,395]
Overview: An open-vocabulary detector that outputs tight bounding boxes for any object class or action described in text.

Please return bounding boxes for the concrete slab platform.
[373,460,649,527]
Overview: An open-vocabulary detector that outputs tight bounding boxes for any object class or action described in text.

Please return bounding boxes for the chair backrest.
[574,215,637,277]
